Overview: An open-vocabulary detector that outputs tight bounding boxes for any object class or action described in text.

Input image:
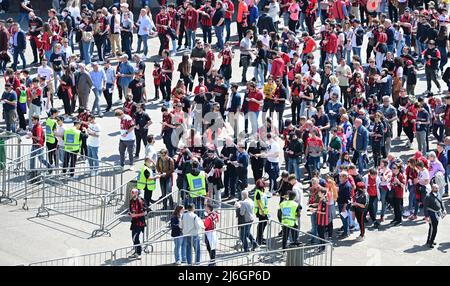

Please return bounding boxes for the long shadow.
[108,131,121,137]
[27,216,92,240]
[437,242,450,253]
[101,154,121,163]
[403,244,433,254]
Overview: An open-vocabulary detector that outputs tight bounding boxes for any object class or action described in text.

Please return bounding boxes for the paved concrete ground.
[0,19,449,266]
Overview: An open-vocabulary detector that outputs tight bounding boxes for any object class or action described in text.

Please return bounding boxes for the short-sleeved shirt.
[191,47,206,69]
[2,91,17,111]
[27,87,42,107]
[128,78,146,103]
[416,110,430,132]
[307,136,324,157]
[212,8,225,26]
[120,114,136,141]
[134,111,151,130]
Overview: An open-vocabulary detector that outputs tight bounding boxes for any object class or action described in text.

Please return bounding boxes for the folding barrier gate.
[28,220,333,266]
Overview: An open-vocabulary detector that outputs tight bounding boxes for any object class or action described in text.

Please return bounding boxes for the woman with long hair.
[178,54,192,87]
[41,23,53,61]
[79,16,93,65]
[171,205,186,265]
[58,66,75,116]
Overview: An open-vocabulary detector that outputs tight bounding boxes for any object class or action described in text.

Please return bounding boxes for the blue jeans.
[137,34,149,56]
[338,203,349,236]
[438,46,448,71]
[186,29,196,50]
[82,41,91,65]
[352,47,361,60]
[30,145,52,170]
[299,13,306,31]
[174,237,186,263]
[379,186,388,217]
[91,88,103,116]
[225,18,232,42]
[265,161,280,193]
[87,145,99,170]
[287,157,302,181]
[239,224,257,252]
[18,13,29,31]
[308,156,321,174]
[407,184,416,212]
[387,44,395,54]
[13,49,26,71]
[214,25,224,50]
[310,212,318,237]
[254,63,265,88]
[184,235,200,265]
[321,132,329,164]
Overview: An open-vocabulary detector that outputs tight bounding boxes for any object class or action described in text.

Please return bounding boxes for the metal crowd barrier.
[35,176,133,237]
[29,251,114,266]
[27,219,333,266]
[145,189,237,242]
[0,146,123,210]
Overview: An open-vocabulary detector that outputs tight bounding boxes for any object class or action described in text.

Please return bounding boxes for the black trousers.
[393,198,403,223]
[161,78,172,102]
[317,225,327,250]
[160,177,174,210]
[404,125,414,143]
[368,195,378,221]
[131,225,145,255]
[432,124,444,143]
[158,34,168,56]
[354,207,365,237]
[80,132,88,156]
[425,67,441,91]
[63,151,78,176]
[426,212,439,245]
[30,37,39,62]
[178,20,186,47]
[17,106,27,130]
[103,83,113,111]
[237,22,247,42]
[46,141,58,166]
[205,235,216,265]
[189,66,204,91]
[282,225,298,249]
[256,214,268,244]
[143,187,153,207]
[62,93,71,115]
[135,129,148,157]
[94,35,106,61]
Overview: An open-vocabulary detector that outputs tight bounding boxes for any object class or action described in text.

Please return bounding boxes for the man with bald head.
[351,118,369,174]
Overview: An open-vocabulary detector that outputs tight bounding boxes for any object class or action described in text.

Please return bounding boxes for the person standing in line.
[171,205,186,265]
[115,108,136,170]
[1,83,17,133]
[86,115,101,176]
[422,40,442,94]
[75,63,93,110]
[337,171,352,238]
[157,149,175,210]
[203,203,219,266]
[180,203,205,265]
[103,60,116,113]
[264,133,281,196]
[127,188,146,260]
[415,102,430,155]
[136,8,155,60]
[11,22,27,71]
[424,184,447,248]
[134,103,152,159]
[89,62,106,117]
[235,190,259,252]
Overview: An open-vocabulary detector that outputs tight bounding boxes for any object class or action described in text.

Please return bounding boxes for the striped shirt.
[156,12,170,34]
[220,47,232,66]
[200,6,214,27]
[184,8,198,30]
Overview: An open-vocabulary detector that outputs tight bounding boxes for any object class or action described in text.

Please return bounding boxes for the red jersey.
[199,6,214,27]
[204,50,215,72]
[248,89,263,112]
[390,172,405,199]
[156,12,171,34]
[152,68,162,85]
[367,175,377,197]
[220,47,232,66]
[32,123,45,147]
[185,8,199,30]
[325,32,338,54]
[224,0,235,19]
[168,10,178,30]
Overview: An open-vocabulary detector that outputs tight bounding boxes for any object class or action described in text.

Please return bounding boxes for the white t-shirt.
[37,66,54,80]
[87,123,101,147]
[266,140,280,163]
[62,46,73,60]
[419,169,431,193]
[145,144,157,163]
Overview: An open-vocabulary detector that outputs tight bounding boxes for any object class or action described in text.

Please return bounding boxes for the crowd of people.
[0,0,449,264]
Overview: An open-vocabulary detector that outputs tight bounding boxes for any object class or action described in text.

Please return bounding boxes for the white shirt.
[87,123,101,147]
[145,144,157,163]
[266,139,280,163]
[37,66,54,80]
[419,169,431,193]
[137,15,154,36]
[257,34,270,49]
[268,2,280,23]
[181,211,205,236]
[68,7,81,25]
[304,71,321,89]
[62,45,73,60]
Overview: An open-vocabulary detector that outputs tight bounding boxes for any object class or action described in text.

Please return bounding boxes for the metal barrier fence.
[145,189,237,242]
[0,146,123,210]
[35,176,133,237]
[27,219,333,266]
[29,251,114,266]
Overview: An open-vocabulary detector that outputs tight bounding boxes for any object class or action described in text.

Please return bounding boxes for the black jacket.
[13,30,26,51]
[424,192,445,217]
[256,13,276,34]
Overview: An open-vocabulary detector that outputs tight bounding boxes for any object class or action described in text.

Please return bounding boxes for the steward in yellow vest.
[45,108,59,166]
[278,191,301,249]
[137,157,160,206]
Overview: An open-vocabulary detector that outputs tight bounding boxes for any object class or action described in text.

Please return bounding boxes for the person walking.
[353,182,368,241]
[75,64,93,110]
[424,184,447,248]
[115,108,136,170]
[127,188,146,260]
[422,40,442,94]
[11,22,26,71]
[134,104,152,159]
[89,62,106,117]
[181,203,205,265]
[235,190,259,252]
[156,149,175,210]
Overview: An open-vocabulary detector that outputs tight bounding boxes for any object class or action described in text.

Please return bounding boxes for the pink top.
[288,3,300,21]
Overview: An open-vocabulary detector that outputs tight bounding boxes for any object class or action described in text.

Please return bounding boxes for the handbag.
[82,31,93,42]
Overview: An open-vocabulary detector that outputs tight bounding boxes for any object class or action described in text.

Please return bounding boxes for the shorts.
[262,99,274,113]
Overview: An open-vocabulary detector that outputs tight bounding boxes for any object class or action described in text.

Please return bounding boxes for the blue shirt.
[237,151,249,170]
[248,5,259,25]
[2,91,17,111]
[89,70,106,90]
[118,62,135,88]
[416,110,430,132]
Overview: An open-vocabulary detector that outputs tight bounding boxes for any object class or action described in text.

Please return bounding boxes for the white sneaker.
[356,236,365,242]
[128,165,134,171]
